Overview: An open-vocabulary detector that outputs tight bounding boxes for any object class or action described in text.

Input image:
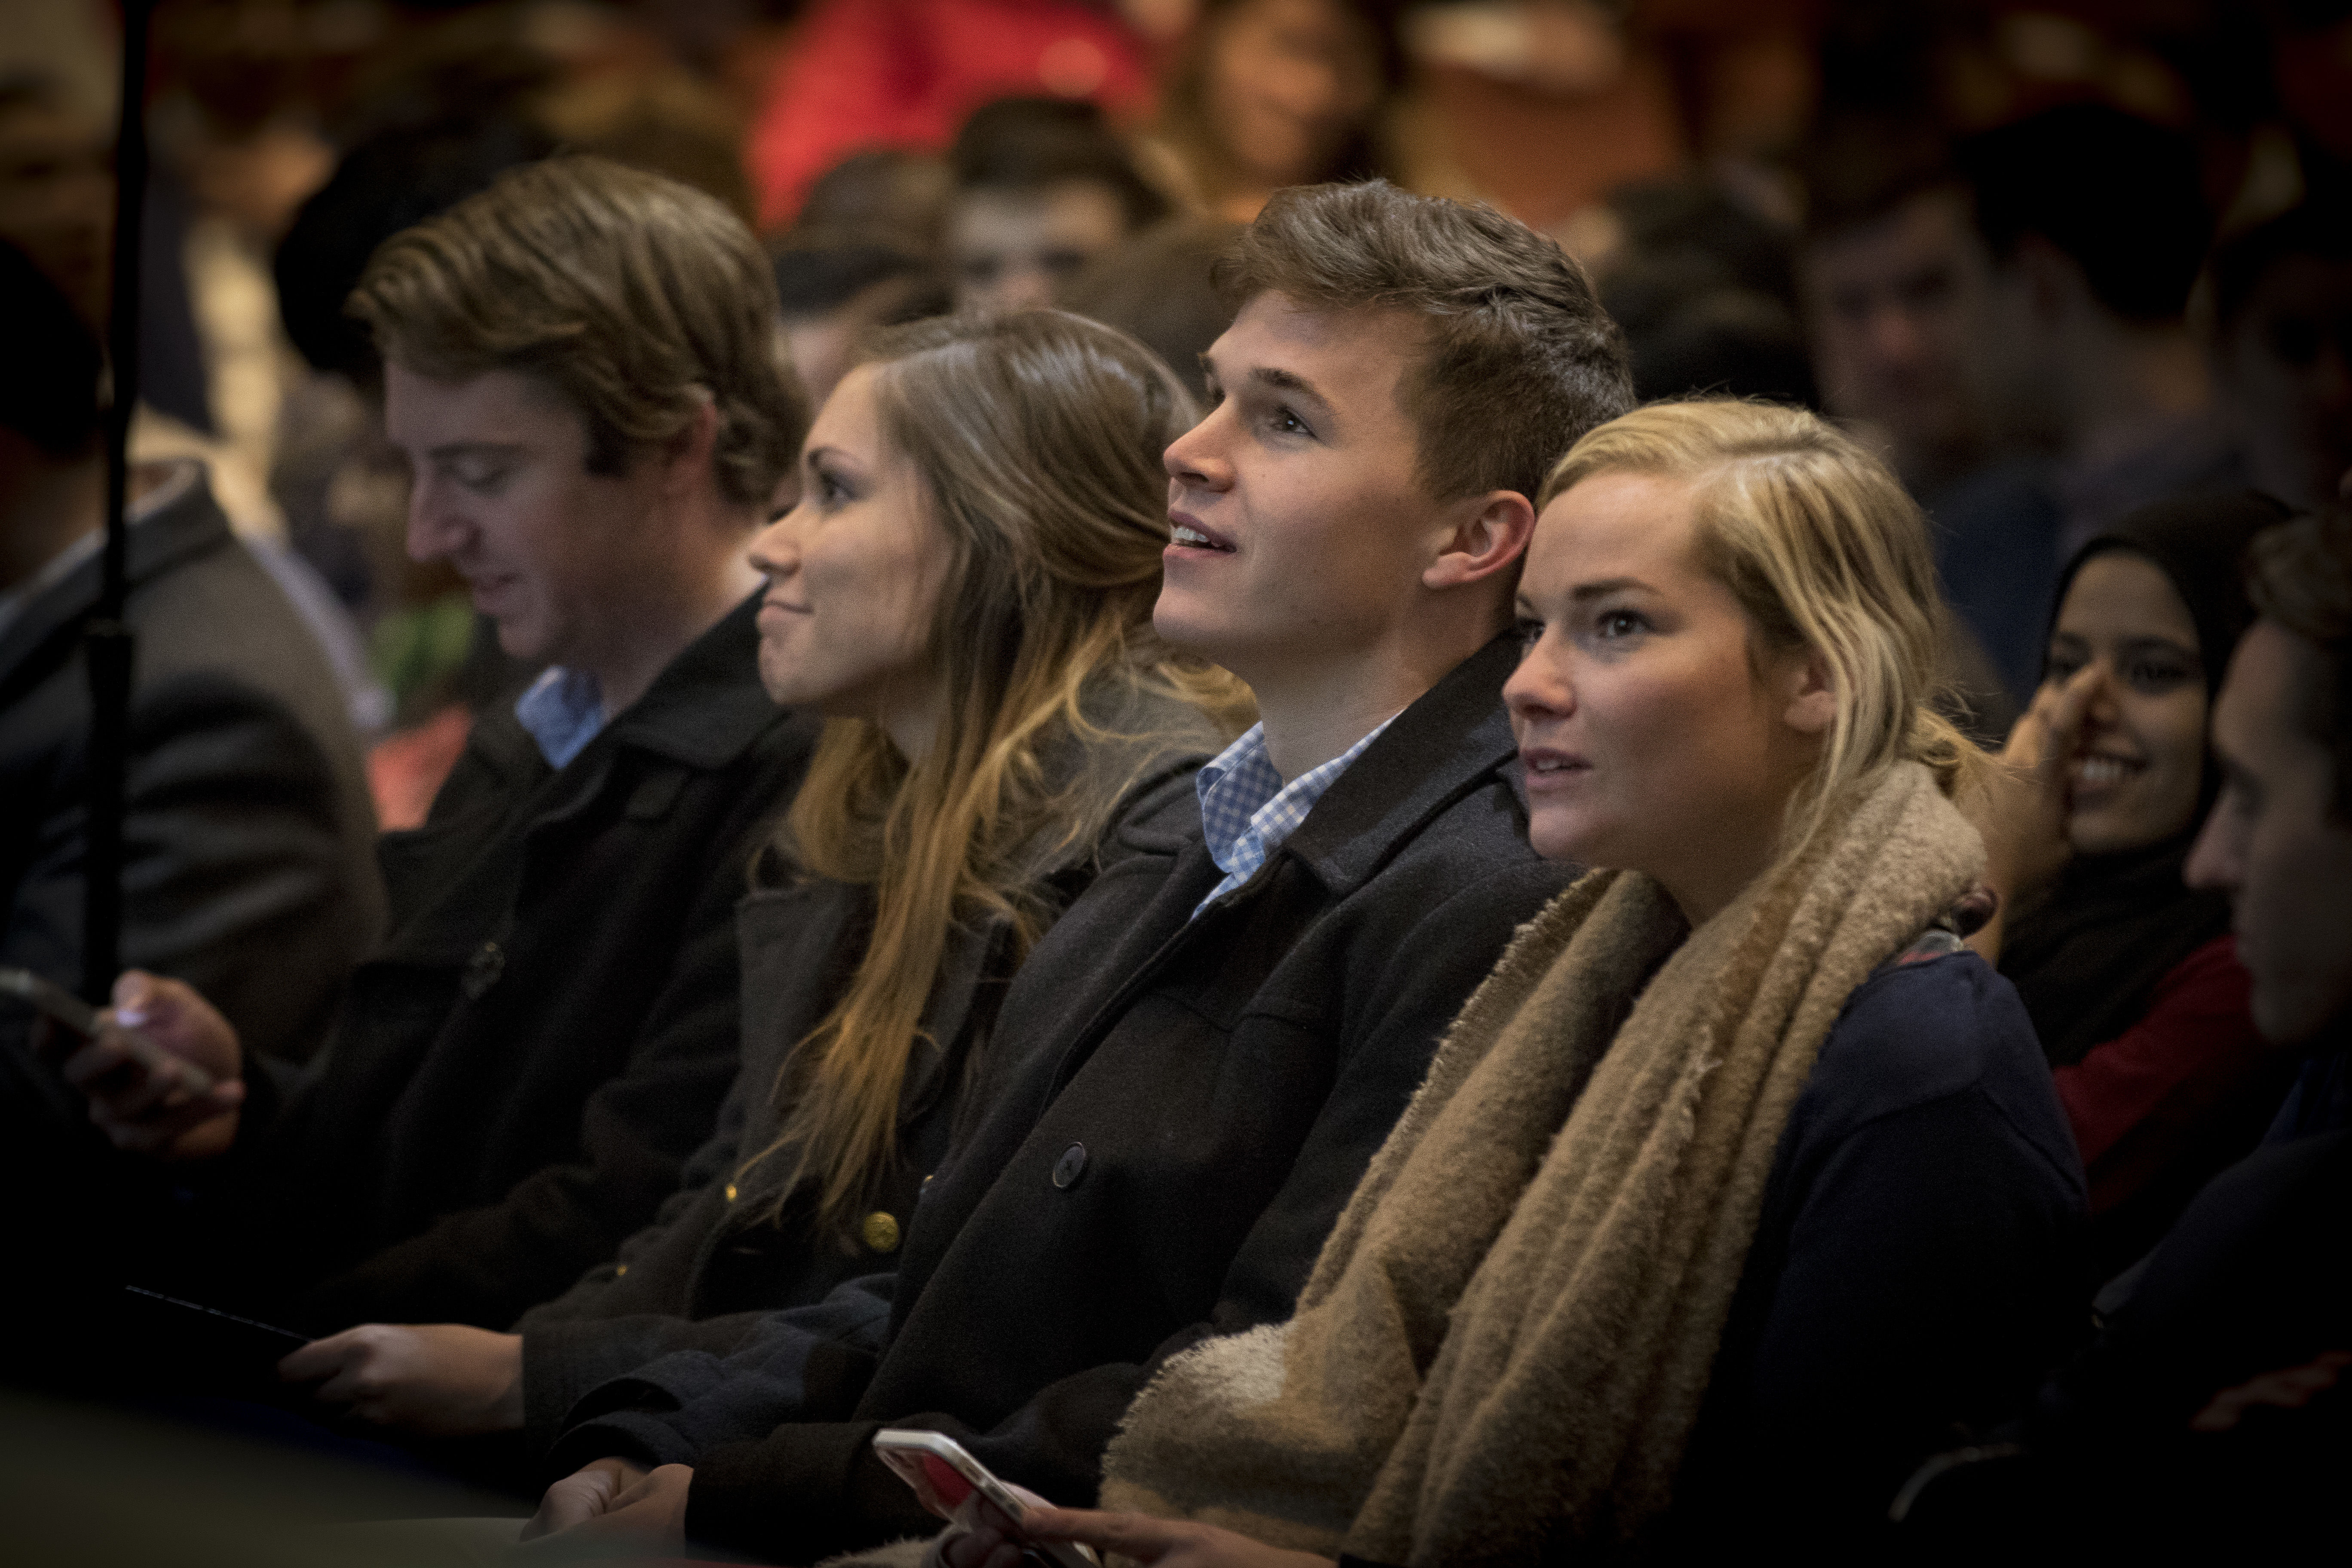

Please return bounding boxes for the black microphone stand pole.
[83,0,154,1003]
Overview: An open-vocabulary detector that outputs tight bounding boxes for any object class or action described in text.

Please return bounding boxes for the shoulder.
[1802,949,2075,1169]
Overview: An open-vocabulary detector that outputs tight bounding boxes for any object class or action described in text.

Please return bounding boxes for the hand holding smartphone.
[1,966,214,1093]
[872,1430,1099,1568]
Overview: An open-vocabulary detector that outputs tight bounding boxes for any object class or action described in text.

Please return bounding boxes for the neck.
[2064,315,2210,466]
[0,455,104,593]
[585,506,765,715]
[1239,615,1498,785]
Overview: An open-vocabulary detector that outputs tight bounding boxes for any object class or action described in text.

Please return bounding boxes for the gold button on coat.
[724,1183,738,1202]
[862,1211,901,1253]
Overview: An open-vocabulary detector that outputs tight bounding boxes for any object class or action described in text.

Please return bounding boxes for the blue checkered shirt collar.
[1191,714,1400,918]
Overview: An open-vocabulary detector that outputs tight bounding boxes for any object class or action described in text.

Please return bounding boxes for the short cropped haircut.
[2247,508,2352,820]
[1213,181,1632,505]
[349,155,806,510]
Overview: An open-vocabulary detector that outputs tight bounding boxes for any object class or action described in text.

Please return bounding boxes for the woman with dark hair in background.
[1973,492,2300,1280]
[1146,0,1399,222]
[275,310,1250,1456]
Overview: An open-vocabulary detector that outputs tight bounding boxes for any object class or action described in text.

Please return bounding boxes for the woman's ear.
[1782,645,1838,735]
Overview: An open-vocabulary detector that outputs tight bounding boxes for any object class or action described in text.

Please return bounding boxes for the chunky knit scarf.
[1097,762,1984,1565]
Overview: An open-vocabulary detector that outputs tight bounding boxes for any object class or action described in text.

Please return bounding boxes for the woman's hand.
[52,970,245,1161]
[1966,665,2100,964]
[937,1504,1337,1568]
[279,1323,525,1436]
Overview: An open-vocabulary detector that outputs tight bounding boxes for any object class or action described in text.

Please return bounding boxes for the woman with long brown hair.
[281,310,1248,1451]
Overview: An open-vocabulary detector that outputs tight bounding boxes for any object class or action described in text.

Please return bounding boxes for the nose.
[747,505,804,581]
[404,473,467,564]
[1164,409,1234,492]
[2183,794,2242,895]
[2079,662,2122,729]
[1502,632,1572,726]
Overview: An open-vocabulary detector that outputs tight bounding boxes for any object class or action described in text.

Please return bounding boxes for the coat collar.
[591,592,781,772]
[1269,632,1525,900]
[0,460,222,688]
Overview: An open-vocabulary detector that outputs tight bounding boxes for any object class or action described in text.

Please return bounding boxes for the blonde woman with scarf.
[940,401,2088,1566]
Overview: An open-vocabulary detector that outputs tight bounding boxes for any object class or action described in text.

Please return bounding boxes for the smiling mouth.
[2072,754,2146,790]
[1170,524,1235,553]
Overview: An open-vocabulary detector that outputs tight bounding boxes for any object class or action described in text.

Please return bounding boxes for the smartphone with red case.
[871,1429,1098,1567]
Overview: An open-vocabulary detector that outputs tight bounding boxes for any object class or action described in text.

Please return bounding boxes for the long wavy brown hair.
[744,310,1252,1237]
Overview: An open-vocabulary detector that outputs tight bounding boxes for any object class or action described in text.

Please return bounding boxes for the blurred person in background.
[1061,214,1243,399]
[3,240,382,1344]
[743,0,1155,231]
[2209,202,2352,515]
[795,147,953,255]
[1589,179,1817,409]
[1798,113,2060,712]
[1962,104,2229,562]
[945,96,1170,315]
[772,233,953,410]
[1899,508,2352,1552]
[1145,0,1398,222]
[0,239,382,1072]
[1970,493,2299,1282]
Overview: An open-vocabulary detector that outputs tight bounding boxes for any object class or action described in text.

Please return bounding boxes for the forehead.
[805,361,891,447]
[950,182,1126,245]
[1525,469,1703,589]
[382,363,579,446]
[2057,550,2197,646]
[1210,292,1422,413]
[1805,189,1974,285]
[2215,620,2327,766]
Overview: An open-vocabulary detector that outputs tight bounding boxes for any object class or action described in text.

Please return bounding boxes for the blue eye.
[1594,609,1648,640]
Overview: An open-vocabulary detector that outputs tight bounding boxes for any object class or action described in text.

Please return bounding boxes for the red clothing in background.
[2053,935,2280,1215]
[746,0,1155,230]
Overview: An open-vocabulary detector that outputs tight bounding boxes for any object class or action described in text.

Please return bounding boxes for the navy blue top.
[1664,947,2087,1553]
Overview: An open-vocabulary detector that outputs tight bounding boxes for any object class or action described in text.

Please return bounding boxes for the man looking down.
[520,179,1633,1563]
[58,156,819,1342]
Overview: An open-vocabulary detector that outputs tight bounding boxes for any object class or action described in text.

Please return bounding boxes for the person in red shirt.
[1973,491,2301,1280]
[744,0,1156,232]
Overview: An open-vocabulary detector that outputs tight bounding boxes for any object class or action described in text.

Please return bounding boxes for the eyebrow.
[425,440,524,462]
[1565,576,1655,602]
[1246,365,1332,412]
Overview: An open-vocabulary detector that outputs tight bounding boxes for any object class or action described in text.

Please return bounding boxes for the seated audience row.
[15,157,2343,1561]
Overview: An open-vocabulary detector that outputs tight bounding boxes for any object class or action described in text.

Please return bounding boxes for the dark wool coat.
[548,635,1581,1564]
[512,689,1229,1458]
[198,594,819,1334]
[0,464,382,1072]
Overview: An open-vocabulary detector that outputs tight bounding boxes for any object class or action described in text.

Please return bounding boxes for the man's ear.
[1423,489,1536,591]
[1782,644,1838,735]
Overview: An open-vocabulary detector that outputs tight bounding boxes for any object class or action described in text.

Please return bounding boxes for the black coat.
[549,636,1581,1564]
[0,464,382,1070]
[202,595,818,1334]
[512,691,1228,1456]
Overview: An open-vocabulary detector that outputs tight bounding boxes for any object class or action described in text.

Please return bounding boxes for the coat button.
[614,1264,628,1277]
[1050,1142,1087,1189]
[462,940,505,999]
[862,1211,901,1253]
[724,1183,738,1203]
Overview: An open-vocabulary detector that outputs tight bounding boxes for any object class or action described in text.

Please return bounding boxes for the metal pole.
[83,0,153,1003]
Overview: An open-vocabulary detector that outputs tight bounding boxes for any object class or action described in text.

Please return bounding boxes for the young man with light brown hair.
[520,179,1632,1563]
[63,156,819,1349]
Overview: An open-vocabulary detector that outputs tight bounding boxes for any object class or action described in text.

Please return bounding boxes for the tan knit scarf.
[1098,761,1984,1565]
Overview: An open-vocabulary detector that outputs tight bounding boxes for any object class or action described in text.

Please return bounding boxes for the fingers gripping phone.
[872,1429,1099,1567]
[0,966,215,1093]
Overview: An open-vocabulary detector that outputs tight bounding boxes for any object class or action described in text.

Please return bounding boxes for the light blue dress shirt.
[514,666,607,769]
